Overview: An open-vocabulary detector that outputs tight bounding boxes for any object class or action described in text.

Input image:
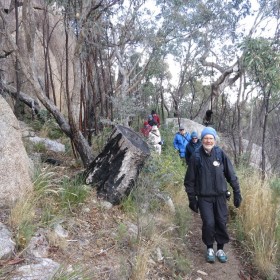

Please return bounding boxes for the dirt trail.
[185,213,254,280]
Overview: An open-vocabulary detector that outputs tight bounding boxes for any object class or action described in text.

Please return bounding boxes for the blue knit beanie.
[201,127,217,139]
[191,131,198,138]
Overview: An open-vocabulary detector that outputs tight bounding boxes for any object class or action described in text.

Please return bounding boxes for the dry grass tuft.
[237,171,279,278]
[130,230,174,280]
[47,230,69,252]
[130,241,152,280]
[8,191,37,250]
[9,191,36,229]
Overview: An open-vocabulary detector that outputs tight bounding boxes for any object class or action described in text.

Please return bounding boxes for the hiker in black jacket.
[184,127,242,264]
[185,131,201,165]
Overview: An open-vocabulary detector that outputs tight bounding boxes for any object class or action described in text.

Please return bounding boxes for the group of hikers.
[140,110,160,136]
[140,110,163,154]
[140,112,243,265]
[173,126,201,165]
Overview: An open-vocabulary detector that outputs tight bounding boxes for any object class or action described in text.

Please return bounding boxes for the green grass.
[174,205,190,239]
[9,164,90,252]
[58,174,90,210]
[162,247,191,278]
[53,265,94,280]
[121,192,138,216]
[269,177,280,197]
[14,221,36,251]
[33,141,47,153]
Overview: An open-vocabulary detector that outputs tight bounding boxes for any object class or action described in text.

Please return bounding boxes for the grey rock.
[11,258,60,280]
[100,200,113,209]
[0,96,33,207]
[0,222,16,260]
[28,136,65,153]
[25,229,49,258]
[54,223,69,238]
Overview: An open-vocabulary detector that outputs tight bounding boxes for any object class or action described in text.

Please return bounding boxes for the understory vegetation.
[5,121,280,279]
[233,170,280,279]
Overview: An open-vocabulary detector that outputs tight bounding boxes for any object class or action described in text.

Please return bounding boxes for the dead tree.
[85,125,150,205]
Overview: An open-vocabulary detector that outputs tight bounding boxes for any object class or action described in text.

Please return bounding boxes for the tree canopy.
[0,0,279,172]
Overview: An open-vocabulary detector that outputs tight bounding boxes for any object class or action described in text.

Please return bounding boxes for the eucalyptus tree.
[155,0,280,168]
[151,0,252,120]
[0,0,162,167]
[241,37,280,178]
[1,0,279,171]
[225,0,280,170]
[140,57,172,120]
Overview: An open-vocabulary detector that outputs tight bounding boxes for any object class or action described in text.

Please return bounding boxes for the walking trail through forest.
[185,212,262,280]
[4,146,267,280]
[35,155,265,280]
[45,184,263,280]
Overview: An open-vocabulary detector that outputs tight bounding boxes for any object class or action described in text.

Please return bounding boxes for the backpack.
[194,146,223,167]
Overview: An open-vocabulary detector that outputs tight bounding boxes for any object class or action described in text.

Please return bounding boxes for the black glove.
[233,191,242,208]
[188,196,199,213]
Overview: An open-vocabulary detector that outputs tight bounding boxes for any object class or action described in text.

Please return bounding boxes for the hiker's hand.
[189,197,198,213]
[233,192,242,208]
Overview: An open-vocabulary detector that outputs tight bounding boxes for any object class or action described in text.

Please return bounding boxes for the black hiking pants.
[198,195,229,246]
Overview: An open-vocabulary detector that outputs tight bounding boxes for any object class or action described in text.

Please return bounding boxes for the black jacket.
[185,139,201,164]
[184,146,240,197]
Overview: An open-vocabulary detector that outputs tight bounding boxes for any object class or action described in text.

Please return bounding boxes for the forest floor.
[41,155,265,280]
[1,147,271,280]
[45,183,264,280]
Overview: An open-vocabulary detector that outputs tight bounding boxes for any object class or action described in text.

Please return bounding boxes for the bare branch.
[1,83,40,113]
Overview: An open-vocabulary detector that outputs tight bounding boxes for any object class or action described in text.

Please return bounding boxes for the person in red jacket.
[151,110,160,127]
[140,121,152,137]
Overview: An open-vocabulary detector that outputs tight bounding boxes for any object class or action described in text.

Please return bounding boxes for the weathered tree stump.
[85,125,150,205]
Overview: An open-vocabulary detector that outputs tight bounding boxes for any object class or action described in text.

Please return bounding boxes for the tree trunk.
[261,90,271,181]
[85,125,150,205]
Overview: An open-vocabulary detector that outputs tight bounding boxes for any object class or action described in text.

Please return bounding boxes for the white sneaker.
[216,249,228,263]
[206,248,215,263]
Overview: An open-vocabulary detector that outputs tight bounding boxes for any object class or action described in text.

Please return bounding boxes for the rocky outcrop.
[0,96,33,207]
[166,118,219,140]
[28,136,65,153]
[0,0,75,116]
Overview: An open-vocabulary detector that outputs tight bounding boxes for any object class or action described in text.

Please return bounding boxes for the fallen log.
[85,125,150,205]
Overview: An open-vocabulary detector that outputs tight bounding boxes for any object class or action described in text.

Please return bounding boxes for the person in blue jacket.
[173,126,191,159]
